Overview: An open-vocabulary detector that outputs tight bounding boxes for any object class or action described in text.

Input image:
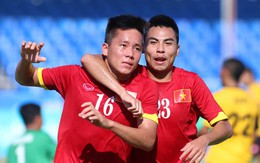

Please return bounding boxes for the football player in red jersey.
[15,15,159,163]
[81,15,233,163]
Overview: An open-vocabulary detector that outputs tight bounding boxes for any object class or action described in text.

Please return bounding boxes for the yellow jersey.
[248,82,260,136]
[248,82,260,101]
[204,87,258,163]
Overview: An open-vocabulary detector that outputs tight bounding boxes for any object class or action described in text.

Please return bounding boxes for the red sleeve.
[192,75,226,123]
[138,78,159,123]
[38,65,79,98]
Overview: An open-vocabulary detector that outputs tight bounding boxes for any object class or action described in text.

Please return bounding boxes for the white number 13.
[158,98,171,119]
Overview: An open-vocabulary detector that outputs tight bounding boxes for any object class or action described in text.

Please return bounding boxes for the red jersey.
[38,65,159,163]
[130,66,228,163]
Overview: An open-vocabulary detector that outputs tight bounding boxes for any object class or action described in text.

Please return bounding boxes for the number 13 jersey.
[130,66,228,163]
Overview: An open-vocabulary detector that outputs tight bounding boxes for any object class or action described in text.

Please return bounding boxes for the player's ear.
[34,115,42,129]
[176,45,180,56]
[102,43,109,57]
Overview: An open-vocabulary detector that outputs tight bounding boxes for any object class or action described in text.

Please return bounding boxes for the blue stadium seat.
[1,17,260,89]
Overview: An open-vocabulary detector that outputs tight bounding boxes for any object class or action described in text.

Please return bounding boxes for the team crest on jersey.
[83,83,94,91]
[174,89,191,103]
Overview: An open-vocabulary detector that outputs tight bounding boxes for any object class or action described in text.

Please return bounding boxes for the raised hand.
[20,41,46,63]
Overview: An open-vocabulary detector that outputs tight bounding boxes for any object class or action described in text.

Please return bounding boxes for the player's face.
[240,71,252,86]
[102,29,142,81]
[145,26,180,74]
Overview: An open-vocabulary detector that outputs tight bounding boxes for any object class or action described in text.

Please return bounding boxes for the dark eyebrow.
[164,38,175,42]
[147,37,158,41]
[134,43,143,48]
[147,37,175,42]
[121,40,142,46]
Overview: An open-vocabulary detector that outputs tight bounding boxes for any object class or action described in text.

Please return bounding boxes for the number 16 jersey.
[38,65,159,163]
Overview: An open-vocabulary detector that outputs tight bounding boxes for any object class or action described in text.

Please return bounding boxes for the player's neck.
[26,123,41,130]
[147,69,172,83]
[223,78,239,87]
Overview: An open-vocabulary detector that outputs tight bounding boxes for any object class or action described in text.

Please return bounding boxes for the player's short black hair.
[223,58,245,82]
[144,14,179,45]
[104,15,147,44]
[19,103,41,125]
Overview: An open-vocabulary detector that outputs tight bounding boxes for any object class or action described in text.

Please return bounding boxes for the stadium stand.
[1,18,260,91]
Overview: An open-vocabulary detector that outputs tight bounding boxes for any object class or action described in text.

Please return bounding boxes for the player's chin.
[151,65,166,72]
[121,66,136,74]
[120,70,134,76]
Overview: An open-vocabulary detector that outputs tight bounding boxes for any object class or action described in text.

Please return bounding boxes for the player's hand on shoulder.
[120,90,143,118]
[127,99,143,119]
[20,41,46,63]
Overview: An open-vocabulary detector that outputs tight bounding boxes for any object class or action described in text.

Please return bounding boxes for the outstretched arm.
[81,54,142,117]
[180,120,232,163]
[15,41,46,86]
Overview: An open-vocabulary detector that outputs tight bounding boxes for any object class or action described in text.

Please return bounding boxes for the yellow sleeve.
[209,112,228,126]
[143,113,158,124]
[37,68,48,90]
